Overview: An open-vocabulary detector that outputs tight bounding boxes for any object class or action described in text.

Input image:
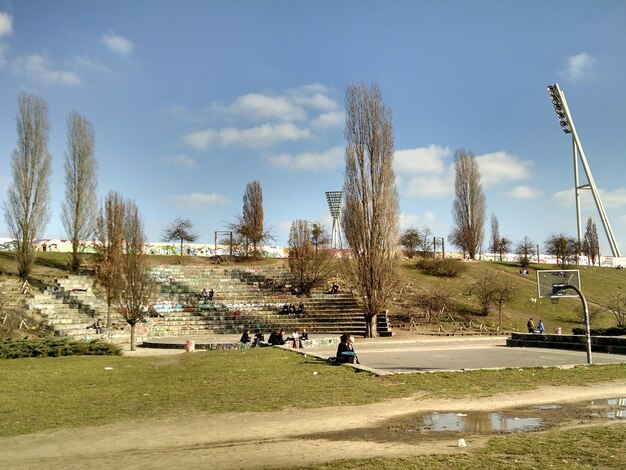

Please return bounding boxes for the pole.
[557,284,592,364]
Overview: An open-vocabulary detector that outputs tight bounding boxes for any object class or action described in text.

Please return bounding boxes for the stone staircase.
[12,264,385,342]
[144,265,369,336]
[22,275,130,343]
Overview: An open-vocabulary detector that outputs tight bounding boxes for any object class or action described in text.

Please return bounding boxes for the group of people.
[519,268,530,275]
[240,329,266,347]
[240,327,310,348]
[329,283,340,294]
[200,288,214,302]
[527,318,545,334]
[336,333,359,364]
[281,302,304,315]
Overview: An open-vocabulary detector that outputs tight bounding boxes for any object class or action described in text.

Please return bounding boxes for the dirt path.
[1,381,625,470]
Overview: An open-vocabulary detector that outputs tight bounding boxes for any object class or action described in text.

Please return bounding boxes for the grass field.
[1,347,624,438]
[300,425,626,469]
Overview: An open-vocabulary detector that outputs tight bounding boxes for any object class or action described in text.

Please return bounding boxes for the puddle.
[417,412,543,433]
[302,397,626,445]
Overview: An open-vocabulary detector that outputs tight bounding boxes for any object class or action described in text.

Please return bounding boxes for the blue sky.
[1,1,626,255]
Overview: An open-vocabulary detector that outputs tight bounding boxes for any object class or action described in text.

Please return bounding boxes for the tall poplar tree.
[449,149,486,259]
[342,83,399,337]
[62,111,98,272]
[3,93,51,279]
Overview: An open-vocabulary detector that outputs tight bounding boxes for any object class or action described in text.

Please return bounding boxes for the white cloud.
[167,192,229,209]
[553,187,626,208]
[289,83,338,111]
[182,122,310,150]
[399,211,436,231]
[267,146,344,172]
[394,145,450,175]
[311,110,344,130]
[476,151,532,186]
[0,43,8,67]
[161,154,197,169]
[12,53,81,86]
[0,12,12,37]
[560,52,595,82]
[405,174,455,197]
[509,185,542,199]
[70,56,109,73]
[102,33,134,56]
[229,93,307,122]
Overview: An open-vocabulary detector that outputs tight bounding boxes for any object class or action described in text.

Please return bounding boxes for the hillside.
[1,252,624,337]
[393,258,623,334]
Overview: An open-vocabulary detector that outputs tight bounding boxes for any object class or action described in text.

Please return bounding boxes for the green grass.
[298,425,626,469]
[1,348,624,437]
[399,259,624,332]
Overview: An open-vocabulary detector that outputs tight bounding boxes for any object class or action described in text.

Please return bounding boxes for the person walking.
[537,320,545,334]
[527,318,535,334]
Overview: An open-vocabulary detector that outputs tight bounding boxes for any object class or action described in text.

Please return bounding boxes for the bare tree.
[162,217,198,256]
[311,222,330,255]
[499,237,512,261]
[93,191,126,327]
[583,217,600,266]
[494,278,514,328]
[545,233,579,268]
[242,180,264,257]
[342,83,399,337]
[288,219,334,294]
[119,200,153,351]
[449,149,486,259]
[417,226,433,259]
[472,270,514,320]
[3,93,51,279]
[415,287,451,324]
[472,270,500,316]
[400,228,420,258]
[516,236,535,268]
[488,213,500,260]
[62,111,98,273]
[606,292,626,327]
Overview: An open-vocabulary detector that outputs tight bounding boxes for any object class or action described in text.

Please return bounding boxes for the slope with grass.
[2,252,626,339]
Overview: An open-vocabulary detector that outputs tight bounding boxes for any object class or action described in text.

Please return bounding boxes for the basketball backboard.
[536,270,581,298]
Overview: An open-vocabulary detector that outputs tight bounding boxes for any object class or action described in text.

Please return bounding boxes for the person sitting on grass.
[240,329,251,344]
[335,333,360,364]
[253,329,265,347]
[291,329,302,349]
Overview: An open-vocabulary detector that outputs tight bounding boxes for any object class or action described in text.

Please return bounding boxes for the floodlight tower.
[325,191,343,249]
[547,84,621,257]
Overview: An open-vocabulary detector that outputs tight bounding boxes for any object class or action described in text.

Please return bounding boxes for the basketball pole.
[554,284,592,364]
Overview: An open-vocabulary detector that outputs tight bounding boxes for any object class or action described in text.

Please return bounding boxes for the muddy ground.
[1,382,624,470]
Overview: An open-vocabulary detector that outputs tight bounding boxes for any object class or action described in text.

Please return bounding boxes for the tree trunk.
[365,313,378,338]
[130,323,136,351]
[106,301,112,328]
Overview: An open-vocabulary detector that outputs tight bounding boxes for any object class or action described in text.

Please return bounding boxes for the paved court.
[305,336,626,372]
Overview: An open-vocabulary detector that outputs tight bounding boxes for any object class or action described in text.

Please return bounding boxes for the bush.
[571,326,626,336]
[417,258,467,278]
[0,337,122,359]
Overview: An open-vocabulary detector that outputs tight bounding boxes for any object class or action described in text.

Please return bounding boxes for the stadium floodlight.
[325,191,343,249]
[546,83,621,257]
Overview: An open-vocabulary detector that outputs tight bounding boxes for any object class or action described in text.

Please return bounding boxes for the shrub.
[417,258,467,278]
[571,326,626,336]
[0,337,122,359]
